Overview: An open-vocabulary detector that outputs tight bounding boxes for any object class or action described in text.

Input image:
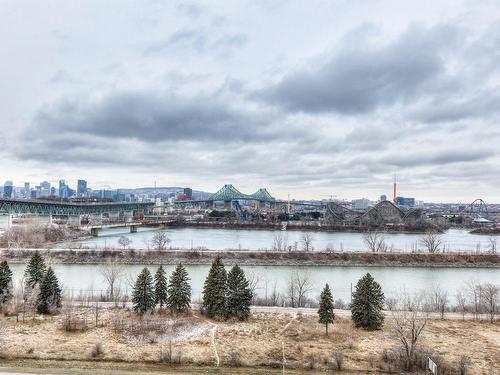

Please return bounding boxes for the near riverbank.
[1,248,499,268]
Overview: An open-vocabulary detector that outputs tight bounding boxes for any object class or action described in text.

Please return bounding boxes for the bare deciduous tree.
[151,230,171,250]
[419,231,442,253]
[286,271,313,308]
[363,231,388,252]
[245,271,261,304]
[117,236,132,250]
[62,292,78,331]
[429,286,448,319]
[391,293,428,371]
[481,283,499,323]
[272,233,286,251]
[301,233,314,252]
[24,284,40,321]
[466,280,483,320]
[488,237,497,254]
[99,259,125,302]
[455,290,467,320]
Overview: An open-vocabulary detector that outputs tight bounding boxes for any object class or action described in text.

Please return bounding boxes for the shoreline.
[164,221,450,234]
[1,248,499,268]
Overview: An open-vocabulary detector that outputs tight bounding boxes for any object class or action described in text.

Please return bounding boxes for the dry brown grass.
[0,307,498,374]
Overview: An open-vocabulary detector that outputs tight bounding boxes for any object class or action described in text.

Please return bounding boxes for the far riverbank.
[1,248,499,268]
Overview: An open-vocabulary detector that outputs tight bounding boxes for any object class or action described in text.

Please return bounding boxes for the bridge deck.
[79,219,175,230]
[0,198,154,215]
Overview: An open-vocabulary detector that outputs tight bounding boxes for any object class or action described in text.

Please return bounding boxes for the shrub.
[228,349,242,367]
[90,342,104,358]
[458,355,471,375]
[306,354,317,370]
[333,350,344,370]
[158,345,172,363]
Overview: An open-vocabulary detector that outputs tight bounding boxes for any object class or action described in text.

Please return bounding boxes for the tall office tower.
[24,182,30,198]
[3,181,13,198]
[77,179,87,197]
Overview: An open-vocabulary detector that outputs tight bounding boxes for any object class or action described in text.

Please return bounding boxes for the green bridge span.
[0,198,154,216]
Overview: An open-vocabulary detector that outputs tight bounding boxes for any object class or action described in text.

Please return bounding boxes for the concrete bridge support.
[130,225,137,233]
[126,211,135,222]
[224,200,231,209]
[7,214,12,229]
[259,201,266,209]
[91,228,99,237]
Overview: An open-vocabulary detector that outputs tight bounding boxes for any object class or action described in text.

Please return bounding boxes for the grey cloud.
[166,29,208,51]
[146,28,247,55]
[32,91,285,144]
[380,149,495,168]
[412,89,500,123]
[257,25,462,114]
[176,3,206,18]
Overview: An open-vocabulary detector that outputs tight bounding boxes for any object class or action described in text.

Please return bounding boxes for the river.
[61,227,497,252]
[7,263,498,304]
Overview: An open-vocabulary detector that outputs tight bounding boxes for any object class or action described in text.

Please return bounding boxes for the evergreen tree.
[37,267,62,314]
[226,264,252,321]
[132,268,155,315]
[166,264,191,313]
[0,261,13,306]
[202,255,227,320]
[24,251,46,290]
[318,283,335,335]
[154,265,168,309]
[350,273,385,330]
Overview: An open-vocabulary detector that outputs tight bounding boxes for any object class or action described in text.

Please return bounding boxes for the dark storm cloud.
[257,25,461,114]
[32,91,281,144]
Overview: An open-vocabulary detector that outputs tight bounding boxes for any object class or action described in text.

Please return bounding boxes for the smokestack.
[393,174,397,205]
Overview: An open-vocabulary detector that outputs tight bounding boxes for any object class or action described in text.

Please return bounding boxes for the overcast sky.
[1,0,500,202]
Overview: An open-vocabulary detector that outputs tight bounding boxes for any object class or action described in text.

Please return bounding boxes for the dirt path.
[193,313,220,367]
[210,324,220,367]
[280,312,297,335]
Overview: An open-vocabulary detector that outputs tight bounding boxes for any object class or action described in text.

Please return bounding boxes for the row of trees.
[272,232,315,252]
[364,230,498,253]
[131,256,253,321]
[363,230,445,253]
[317,273,385,335]
[0,251,62,315]
[131,264,191,314]
[202,256,253,320]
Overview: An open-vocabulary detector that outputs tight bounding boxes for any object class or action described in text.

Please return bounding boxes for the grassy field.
[0,307,498,374]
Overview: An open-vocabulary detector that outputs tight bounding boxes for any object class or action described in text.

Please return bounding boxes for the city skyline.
[1,1,500,201]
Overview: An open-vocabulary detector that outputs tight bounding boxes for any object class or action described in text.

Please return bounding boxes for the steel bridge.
[173,184,326,208]
[0,198,154,216]
[208,184,275,202]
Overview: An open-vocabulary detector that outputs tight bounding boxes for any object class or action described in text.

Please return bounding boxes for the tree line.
[1,252,497,329]
[131,255,253,321]
[0,251,62,316]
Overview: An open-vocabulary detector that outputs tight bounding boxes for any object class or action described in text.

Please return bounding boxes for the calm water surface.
[62,227,497,252]
[8,263,499,303]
